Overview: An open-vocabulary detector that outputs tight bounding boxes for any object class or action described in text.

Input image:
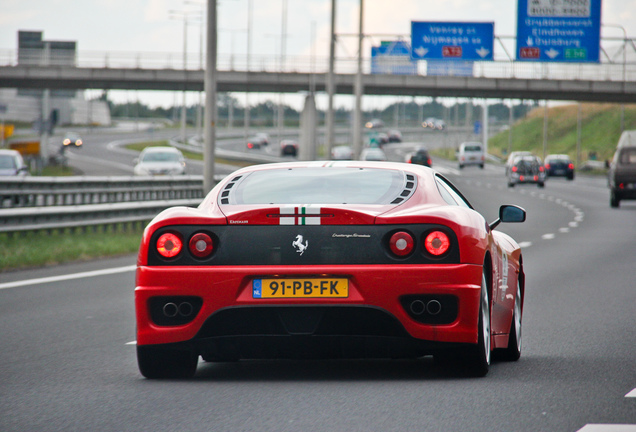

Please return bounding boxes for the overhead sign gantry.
[516,0,602,62]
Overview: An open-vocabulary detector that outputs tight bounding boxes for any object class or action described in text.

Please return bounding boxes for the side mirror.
[490,205,526,230]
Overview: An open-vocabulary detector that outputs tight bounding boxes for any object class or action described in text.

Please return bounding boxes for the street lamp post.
[203,0,218,193]
[603,23,627,133]
[352,0,364,160]
[170,9,202,146]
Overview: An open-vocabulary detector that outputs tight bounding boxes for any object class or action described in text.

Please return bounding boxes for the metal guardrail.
[0,176,207,235]
[0,199,203,235]
[0,175,205,208]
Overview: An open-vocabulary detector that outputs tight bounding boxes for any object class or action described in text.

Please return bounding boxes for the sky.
[1,0,634,110]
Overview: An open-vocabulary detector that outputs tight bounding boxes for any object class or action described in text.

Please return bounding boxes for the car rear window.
[463,145,482,152]
[619,148,636,164]
[224,167,413,205]
[142,152,180,162]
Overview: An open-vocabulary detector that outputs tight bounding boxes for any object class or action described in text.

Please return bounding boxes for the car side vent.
[392,173,417,204]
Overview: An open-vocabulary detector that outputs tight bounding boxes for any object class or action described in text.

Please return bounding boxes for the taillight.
[569,163,574,169]
[157,233,183,258]
[427,158,432,166]
[512,166,518,173]
[520,175,525,181]
[545,164,550,169]
[389,231,414,257]
[539,166,544,172]
[424,231,450,256]
[247,142,254,149]
[189,233,214,258]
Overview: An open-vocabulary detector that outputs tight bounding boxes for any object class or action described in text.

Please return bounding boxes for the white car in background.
[133,147,186,176]
[360,147,387,161]
[0,149,29,176]
[457,142,485,169]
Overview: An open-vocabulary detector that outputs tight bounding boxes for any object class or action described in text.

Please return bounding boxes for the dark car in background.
[246,136,267,150]
[508,155,546,188]
[387,130,402,143]
[280,140,298,156]
[544,154,574,180]
[407,147,432,167]
[608,145,636,208]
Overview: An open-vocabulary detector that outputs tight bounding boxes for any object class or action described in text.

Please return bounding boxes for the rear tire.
[461,270,491,377]
[610,191,620,208]
[499,281,522,361]
[137,345,198,379]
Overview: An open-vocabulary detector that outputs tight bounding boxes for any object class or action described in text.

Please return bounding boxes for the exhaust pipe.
[409,300,426,315]
[178,302,194,317]
[426,299,442,315]
[163,302,178,318]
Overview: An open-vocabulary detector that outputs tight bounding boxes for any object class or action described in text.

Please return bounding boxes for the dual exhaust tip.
[409,299,442,316]
[162,302,194,318]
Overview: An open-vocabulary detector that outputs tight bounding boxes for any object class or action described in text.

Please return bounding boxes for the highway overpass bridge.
[1,63,635,103]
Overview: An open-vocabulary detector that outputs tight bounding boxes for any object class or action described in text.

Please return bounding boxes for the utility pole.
[203,0,218,193]
[352,0,364,160]
[325,0,337,159]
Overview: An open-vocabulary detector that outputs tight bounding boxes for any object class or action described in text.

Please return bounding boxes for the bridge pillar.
[299,94,317,161]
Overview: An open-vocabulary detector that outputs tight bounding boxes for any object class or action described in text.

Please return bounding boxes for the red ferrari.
[135,161,526,378]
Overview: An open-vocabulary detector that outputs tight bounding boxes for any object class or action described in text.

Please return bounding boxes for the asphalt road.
[1,139,635,431]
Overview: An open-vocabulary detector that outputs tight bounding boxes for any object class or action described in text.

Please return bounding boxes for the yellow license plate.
[252,278,348,298]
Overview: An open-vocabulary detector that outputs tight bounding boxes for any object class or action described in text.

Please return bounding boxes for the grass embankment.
[488,103,636,162]
[1,227,143,272]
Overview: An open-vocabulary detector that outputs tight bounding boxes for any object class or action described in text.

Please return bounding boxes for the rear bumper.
[135,264,483,355]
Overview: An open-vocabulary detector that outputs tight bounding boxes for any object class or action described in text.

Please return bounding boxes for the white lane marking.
[126,341,137,346]
[626,388,636,397]
[569,221,579,228]
[576,425,636,432]
[542,233,555,240]
[559,228,570,233]
[518,241,532,248]
[0,265,136,290]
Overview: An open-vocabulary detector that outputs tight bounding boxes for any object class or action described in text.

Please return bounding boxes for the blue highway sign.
[411,22,494,61]
[516,0,601,62]
[371,40,417,75]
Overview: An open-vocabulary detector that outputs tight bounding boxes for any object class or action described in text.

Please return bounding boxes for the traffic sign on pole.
[516,0,601,63]
[410,21,494,61]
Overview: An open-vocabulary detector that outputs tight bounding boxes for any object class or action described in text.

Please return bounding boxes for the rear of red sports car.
[135,161,524,378]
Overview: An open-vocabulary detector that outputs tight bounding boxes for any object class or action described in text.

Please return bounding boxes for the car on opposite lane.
[133,146,186,176]
[135,161,527,379]
[0,149,29,177]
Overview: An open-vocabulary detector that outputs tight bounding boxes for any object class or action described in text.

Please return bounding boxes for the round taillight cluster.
[157,233,183,258]
[156,232,215,259]
[424,231,450,256]
[389,231,414,257]
[189,233,214,258]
